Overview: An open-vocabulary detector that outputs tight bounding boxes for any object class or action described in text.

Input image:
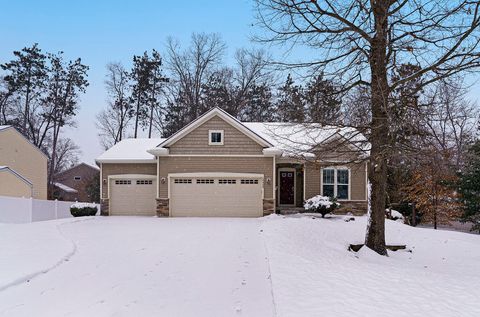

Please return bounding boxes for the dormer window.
[209,130,224,145]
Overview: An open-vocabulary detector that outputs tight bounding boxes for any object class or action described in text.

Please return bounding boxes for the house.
[53,163,100,202]
[0,126,48,199]
[96,108,369,217]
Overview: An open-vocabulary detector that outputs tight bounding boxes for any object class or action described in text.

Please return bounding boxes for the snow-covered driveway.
[1,215,479,317]
[0,217,275,316]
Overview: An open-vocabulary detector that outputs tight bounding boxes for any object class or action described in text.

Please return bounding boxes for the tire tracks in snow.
[0,218,92,293]
[259,218,278,317]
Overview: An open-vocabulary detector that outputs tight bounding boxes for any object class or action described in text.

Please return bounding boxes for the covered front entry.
[277,163,304,208]
[169,173,264,217]
[278,168,295,205]
[109,175,157,216]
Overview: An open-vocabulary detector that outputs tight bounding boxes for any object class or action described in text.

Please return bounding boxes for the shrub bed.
[304,195,339,218]
[70,203,98,217]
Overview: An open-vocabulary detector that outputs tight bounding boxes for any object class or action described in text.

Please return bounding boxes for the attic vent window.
[74,176,81,181]
[209,130,224,145]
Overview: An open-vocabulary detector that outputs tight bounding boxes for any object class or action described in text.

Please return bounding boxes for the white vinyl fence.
[0,195,100,224]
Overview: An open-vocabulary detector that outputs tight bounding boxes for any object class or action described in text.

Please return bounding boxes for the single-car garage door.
[170,173,263,217]
[110,176,157,216]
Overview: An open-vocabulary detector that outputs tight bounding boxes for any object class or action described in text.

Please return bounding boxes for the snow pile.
[70,202,97,209]
[386,208,405,222]
[304,195,335,209]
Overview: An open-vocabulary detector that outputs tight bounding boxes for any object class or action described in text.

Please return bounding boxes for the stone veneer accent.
[100,198,109,216]
[263,198,275,216]
[156,198,169,217]
[335,201,368,216]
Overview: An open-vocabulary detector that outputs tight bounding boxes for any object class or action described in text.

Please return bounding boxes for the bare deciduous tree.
[104,62,131,144]
[166,33,226,119]
[254,0,480,254]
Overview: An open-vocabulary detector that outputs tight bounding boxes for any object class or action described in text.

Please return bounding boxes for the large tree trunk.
[365,2,389,255]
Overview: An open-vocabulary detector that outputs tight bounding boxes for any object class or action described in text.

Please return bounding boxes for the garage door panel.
[110,178,156,216]
[170,177,263,217]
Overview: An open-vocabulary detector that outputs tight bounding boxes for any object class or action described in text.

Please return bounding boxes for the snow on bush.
[304,195,338,218]
[71,202,97,209]
[385,208,404,222]
[70,203,97,217]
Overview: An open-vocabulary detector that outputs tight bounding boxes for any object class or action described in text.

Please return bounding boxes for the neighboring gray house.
[96,107,368,217]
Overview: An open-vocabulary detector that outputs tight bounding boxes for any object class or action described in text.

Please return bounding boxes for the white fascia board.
[147,147,169,156]
[168,172,264,179]
[0,167,33,186]
[95,159,157,164]
[108,174,157,180]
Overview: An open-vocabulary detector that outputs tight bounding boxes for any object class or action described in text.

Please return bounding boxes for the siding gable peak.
[158,107,273,149]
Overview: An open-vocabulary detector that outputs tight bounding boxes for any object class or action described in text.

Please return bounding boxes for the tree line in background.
[96,33,344,148]
[0,44,89,198]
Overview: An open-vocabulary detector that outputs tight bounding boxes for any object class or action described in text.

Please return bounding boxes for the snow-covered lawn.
[0,215,479,316]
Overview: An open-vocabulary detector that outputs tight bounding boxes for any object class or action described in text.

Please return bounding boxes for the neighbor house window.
[209,130,224,145]
[322,168,349,200]
[74,176,81,181]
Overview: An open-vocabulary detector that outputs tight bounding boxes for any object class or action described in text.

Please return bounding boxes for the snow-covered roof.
[0,125,10,132]
[96,138,165,163]
[53,182,78,193]
[243,122,369,158]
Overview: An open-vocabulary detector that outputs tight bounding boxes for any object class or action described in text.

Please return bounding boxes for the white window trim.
[208,130,224,145]
[278,167,296,207]
[320,167,351,201]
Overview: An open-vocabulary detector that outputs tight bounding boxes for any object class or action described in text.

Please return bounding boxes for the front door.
[279,170,295,205]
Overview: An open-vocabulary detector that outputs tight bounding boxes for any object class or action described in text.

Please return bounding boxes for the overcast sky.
[1,0,479,165]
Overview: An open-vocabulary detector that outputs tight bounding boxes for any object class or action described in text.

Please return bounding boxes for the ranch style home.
[96,107,369,217]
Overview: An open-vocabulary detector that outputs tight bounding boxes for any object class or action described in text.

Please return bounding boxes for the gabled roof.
[158,107,273,148]
[96,138,165,163]
[55,162,99,177]
[0,125,48,159]
[0,166,33,186]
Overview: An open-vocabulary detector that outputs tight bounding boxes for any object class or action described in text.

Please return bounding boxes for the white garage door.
[170,174,263,217]
[110,177,157,216]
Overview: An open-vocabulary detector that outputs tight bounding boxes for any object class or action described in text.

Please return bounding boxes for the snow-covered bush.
[304,195,338,218]
[70,203,98,217]
[385,208,404,223]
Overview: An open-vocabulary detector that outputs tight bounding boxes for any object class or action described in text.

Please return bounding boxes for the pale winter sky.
[1,0,479,165]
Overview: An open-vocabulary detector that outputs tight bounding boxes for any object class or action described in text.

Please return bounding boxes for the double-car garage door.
[170,174,264,217]
[109,174,264,217]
